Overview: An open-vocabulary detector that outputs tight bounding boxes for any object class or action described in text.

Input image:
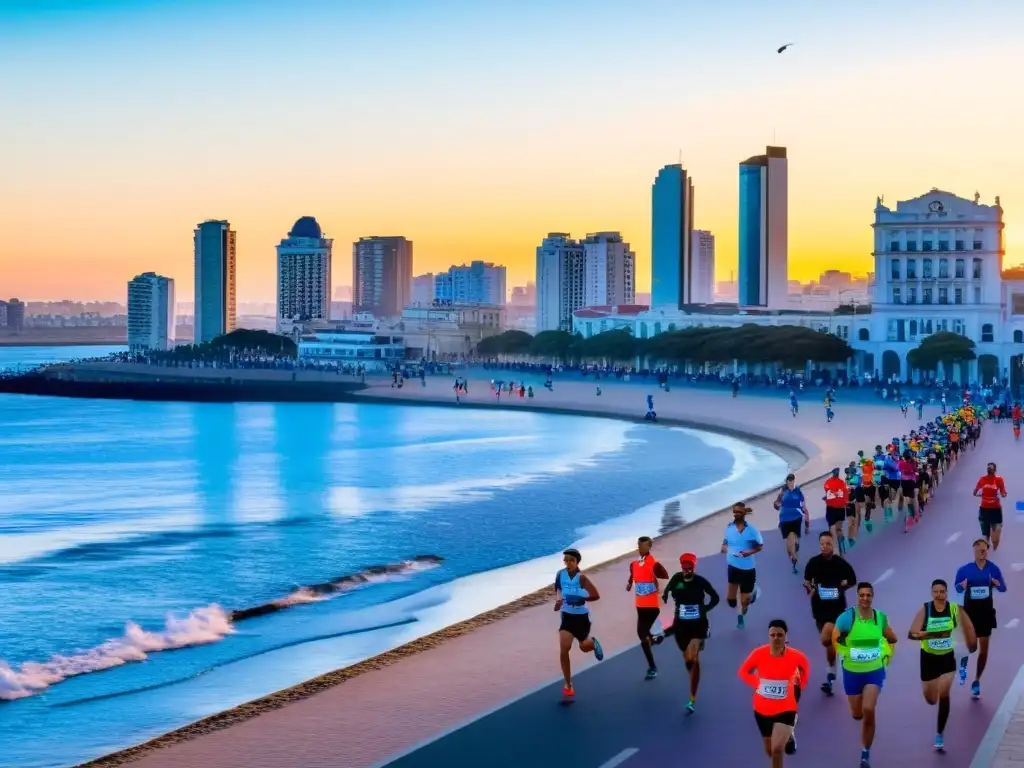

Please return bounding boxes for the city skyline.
[2,1,1023,302]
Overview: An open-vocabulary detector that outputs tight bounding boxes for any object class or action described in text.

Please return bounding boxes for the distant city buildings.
[651,164,695,308]
[583,232,635,307]
[127,272,176,351]
[411,273,435,306]
[193,219,237,344]
[0,300,7,328]
[691,230,716,304]
[3,299,25,331]
[738,146,788,308]
[276,216,333,333]
[352,236,413,318]
[535,233,586,332]
[434,261,507,305]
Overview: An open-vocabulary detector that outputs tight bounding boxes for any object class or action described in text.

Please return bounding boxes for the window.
[906,240,918,252]
[653,321,662,335]
[923,241,934,252]
[909,319,918,337]
[890,258,901,279]
[889,241,901,252]
[907,260,917,279]
[973,240,983,250]
[887,319,899,342]
[955,240,965,251]
[938,239,949,251]
[938,259,949,278]
[974,287,982,304]
[858,328,870,341]
[982,323,994,343]
[908,288,917,304]
[1015,330,1023,344]
[923,287,933,304]
[955,258,965,278]
[640,323,648,339]
[953,319,965,335]
[923,258,933,279]
[891,287,901,303]
[954,287,963,304]
[973,258,982,279]
[939,287,948,304]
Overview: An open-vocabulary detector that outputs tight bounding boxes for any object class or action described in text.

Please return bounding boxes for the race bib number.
[635,582,657,597]
[849,647,881,662]
[969,586,991,600]
[817,586,840,600]
[757,679,789,700]
[678,604,700,621]
[927,638,953,652]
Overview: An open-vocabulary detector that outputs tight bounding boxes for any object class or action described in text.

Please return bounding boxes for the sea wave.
[0,556,441,702]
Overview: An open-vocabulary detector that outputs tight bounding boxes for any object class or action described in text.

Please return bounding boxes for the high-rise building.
[583,231,635,307]
[738,146,788,308]
[352,236,413,318]
[276,216,333,332]
[691,230,716,304]
[651,164,695,308]
[434,261,507,305]
[535,233,585,332]
[127,272,176,351]
[0,300,7,327]
[193,220,237,343]
[4,299,25,331]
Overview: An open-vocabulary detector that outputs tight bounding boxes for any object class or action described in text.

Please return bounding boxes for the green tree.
[576,329,638,361]
[211,329,297,356]
[907,331,976,373]
[529,330,576,361]
[476,330,534,357]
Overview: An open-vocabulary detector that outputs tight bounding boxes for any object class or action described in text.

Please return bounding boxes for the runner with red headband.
[663,552,720,714]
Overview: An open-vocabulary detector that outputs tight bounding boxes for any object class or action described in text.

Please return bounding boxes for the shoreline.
[67,378,813,768]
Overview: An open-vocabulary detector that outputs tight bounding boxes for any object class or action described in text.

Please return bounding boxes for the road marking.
[970,663,1024,768]
[1006,618,1020,629]
[946,532,962,545]
[598,748,639,768]
[874,568,895,584]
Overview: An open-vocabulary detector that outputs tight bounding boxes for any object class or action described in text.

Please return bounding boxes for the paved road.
[386,424,1024,768]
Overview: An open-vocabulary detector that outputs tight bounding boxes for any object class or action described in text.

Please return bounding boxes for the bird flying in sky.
[777,43,794,54]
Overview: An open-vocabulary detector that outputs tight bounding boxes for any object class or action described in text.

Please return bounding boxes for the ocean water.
[0,348,788,768]
[0,344,126,373]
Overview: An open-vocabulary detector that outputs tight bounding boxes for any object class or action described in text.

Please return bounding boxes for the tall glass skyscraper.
[651,164,695,308]
[193,220,237,344]
[738,146,788,307]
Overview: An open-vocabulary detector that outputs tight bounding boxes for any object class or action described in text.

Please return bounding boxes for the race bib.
[635,582,657,597]
[817,586,840,600]
[927,638,953,652]
[848,647,881,662]
[678,604,700,621]
[969,586,991,600]
[757,679,789,700]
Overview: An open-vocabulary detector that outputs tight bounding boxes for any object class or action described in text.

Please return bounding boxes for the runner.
[663,552,720,714]
[881,447,900,523]
[833,582,898,768]
[773,474,810,574]
[908,579,978,753]
[790,390,799,417]
[721,502,763,629]
[626,536,670,679]
[554,548,604,699]
[954,538,1007,698]
[823,467,850,554]
[898,449,920,532]
[803,531,857,696]
[858,451,875,532]
[974,462,1007,550]
[738,619,811,767]
[845,462,862,548]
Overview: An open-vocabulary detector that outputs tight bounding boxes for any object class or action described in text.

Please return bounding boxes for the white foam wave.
[0,605,234,701]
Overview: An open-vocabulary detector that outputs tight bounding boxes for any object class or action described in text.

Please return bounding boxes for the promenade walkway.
[105,382,1021,768]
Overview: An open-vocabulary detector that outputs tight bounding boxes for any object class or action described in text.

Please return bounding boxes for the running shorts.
[779,519,802,539]
[754,710,797,738]
[900,480,917,499]
[826,506,847,527]
[854,486,868,503]
[842,666,886,696]
[559,612,591,642]
[964,602,996,638]
[877,484,890,501]
[727,565,757,594]
[673,620,708,650]
[920,650,957,682]
[885,477,901,491]
[813,602,847,632]
[979,507,1003,536]
[636,606,660,640]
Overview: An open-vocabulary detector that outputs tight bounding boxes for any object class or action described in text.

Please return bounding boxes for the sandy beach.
[65,373,916,768]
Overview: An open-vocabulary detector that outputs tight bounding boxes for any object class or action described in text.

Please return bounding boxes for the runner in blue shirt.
[790,391,799,417]
[954,539,1007,698]
[774,474,810,574]
[721,502,764,630]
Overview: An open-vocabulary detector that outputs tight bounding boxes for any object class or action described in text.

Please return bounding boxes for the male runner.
[663,553,720,713]
[908,579,978,752]
[845,462,862,547]
[554,548,604,698]
[774,474,810,574]
[823,467,849,554]
[954,538,1007,698]
[833,582,898,768]
[974,462,1007,550]
[790,391,799,417]
[880,447,900,522]
[898,449,919,532]
[626,536,669,679]
[722,502,763,629]
[738,619,810,767]
[803,531,857,695]
[858,451,875,531]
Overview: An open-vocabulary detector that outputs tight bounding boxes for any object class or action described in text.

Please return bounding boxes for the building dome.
[289,216,322,239]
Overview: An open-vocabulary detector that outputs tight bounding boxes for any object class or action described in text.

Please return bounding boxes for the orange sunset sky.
[1,0,1022,303]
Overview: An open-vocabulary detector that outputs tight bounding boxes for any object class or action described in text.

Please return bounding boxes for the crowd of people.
[551,399,1013,768]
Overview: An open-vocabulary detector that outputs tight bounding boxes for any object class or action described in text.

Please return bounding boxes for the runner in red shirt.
[974,463,1008,550]
[824,468,850,554]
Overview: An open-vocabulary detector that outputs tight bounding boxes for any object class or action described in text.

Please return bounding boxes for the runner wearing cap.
[626,536,670,680]
[722,502,764,629]
[554,548,604,699]
[663,552,720,714]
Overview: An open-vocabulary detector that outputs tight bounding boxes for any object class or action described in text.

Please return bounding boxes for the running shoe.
[934,733,944,752]
[592,638,604,661]
[685,699,696,716]
[860,748,871,767]
[972,680,981,698]
[562,685,574,698]
[959,656,968,685]
[645,668,658,680]
[750,585,761,605]
[785,735,797,755]
[791,562,799,575]
[737,614,745,629]
[865,521,874,533]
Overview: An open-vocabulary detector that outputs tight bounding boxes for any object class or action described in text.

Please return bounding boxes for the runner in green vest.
[833,582,898,768]
[908,579,978,754]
